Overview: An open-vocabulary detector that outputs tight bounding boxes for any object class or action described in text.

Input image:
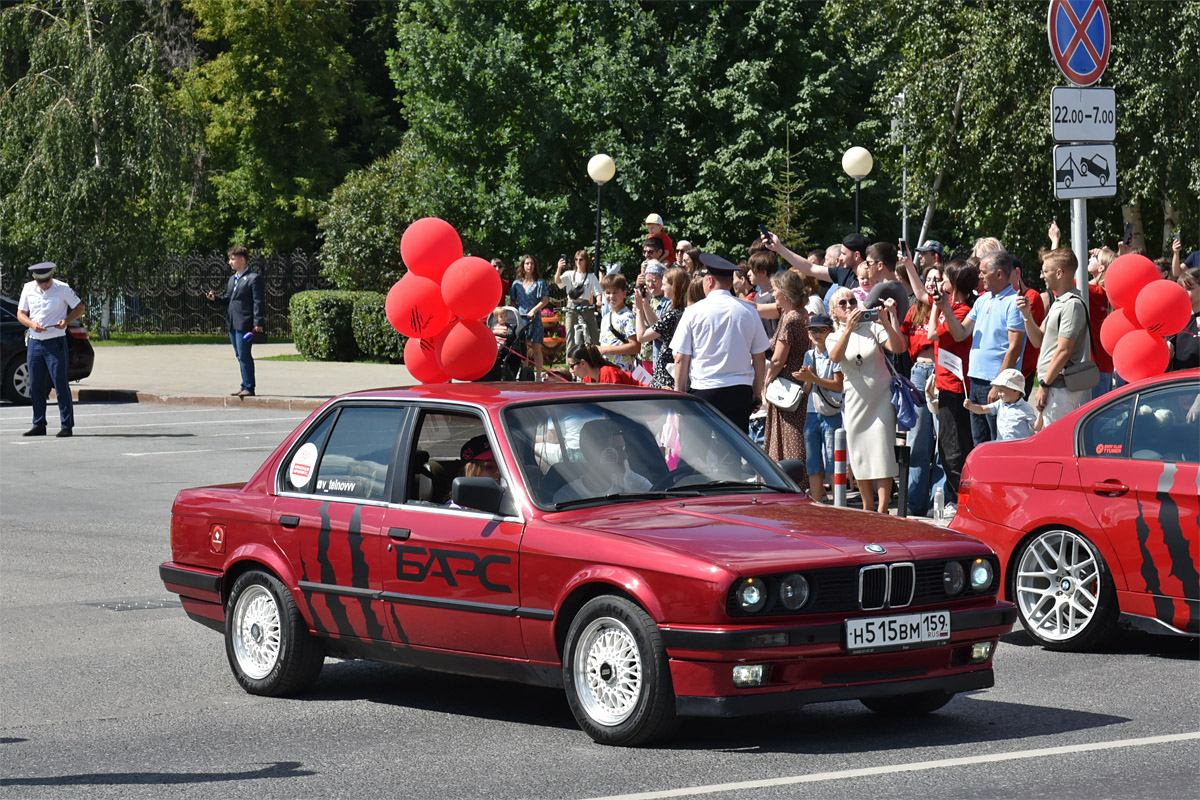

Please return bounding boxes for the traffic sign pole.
[1072,199,1088,303]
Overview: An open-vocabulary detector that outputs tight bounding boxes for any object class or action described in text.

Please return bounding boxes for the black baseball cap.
[841,233,869,258]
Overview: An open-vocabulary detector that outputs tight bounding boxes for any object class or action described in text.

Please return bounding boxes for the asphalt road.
[1,404,1197,799]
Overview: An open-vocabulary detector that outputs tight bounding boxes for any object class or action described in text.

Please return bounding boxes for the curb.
[71,387,326,411]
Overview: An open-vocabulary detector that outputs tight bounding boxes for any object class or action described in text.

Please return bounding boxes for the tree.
[178,0,386,251]
[0,0,192,313]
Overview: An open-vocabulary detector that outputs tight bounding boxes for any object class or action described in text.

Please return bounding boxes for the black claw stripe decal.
[347,504,388,640]
[297,501,391,640]
[1135,463,1200,634]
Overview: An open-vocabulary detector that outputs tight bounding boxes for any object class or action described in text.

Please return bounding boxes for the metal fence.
[1,250,331,338]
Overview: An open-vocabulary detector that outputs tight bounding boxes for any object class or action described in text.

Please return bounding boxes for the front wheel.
[2,357,31,404]
[861,690,953,715]
[563,596,677,746]
[225,570,324,696]
[1013,529,1117,651]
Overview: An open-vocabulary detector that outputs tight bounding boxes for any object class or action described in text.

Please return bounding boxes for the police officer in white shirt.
[670,253,771,432]
[16,262,86,437]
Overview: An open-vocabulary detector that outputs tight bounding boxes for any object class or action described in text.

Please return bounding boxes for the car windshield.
[502,396,797,510]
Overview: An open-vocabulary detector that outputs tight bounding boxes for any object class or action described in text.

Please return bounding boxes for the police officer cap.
[698,252,738,277]
[29,262,56,278]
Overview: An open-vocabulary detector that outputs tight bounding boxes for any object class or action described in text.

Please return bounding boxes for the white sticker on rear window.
[289,442,319,488]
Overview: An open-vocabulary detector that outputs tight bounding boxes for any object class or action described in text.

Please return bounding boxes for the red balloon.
[442,256,503,320]
[400,217,462,281]
[1112,329,1169,382]
[1134,279,1192,336]
[1105,254,1159,310]
[1099,307,1141,356]
[403,336,449,384]
[386,273,451,339]
[435,318,496,381]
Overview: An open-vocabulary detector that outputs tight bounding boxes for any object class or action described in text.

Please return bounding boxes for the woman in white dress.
[826,287,907,513]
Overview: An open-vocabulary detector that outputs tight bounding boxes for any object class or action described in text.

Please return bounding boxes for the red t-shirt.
[901,305,935,361]
[1088,283,1113,372]
[934,302,972,394]
[584,365,642,385]
[1020,287,1045,378]
[650,231,676,266]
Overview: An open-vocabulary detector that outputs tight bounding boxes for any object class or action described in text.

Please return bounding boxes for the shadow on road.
[0,761,313,788]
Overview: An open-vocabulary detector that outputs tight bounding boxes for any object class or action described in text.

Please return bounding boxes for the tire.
[563,596,678,746]
[861,690,954,716]
[1063,174,1072,188]
[1013,528,1117,651]
[225,570,324,696]
[3,356,32,404]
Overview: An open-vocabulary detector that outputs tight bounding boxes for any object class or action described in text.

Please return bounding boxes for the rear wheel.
[861,690,953,715]
[563,596,677,746]
[225,570,324,696]
[3,357,31,404]
[1014,529,1117,651]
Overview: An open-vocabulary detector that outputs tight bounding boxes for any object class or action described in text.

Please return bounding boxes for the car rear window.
[311,407,404,501]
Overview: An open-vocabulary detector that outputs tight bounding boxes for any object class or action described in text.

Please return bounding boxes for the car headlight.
[735,578,768,613]
[943,560,965,595]
[969,558,994,592]
[779,573,810,611]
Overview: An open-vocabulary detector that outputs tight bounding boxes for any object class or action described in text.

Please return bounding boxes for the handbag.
[765,376,805,411]
[884,355,925,431]
[1056,293,1100,392]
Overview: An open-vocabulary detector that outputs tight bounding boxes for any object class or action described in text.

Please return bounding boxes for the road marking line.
[0,416,300,433]
[580,732,1200,800]
[123,445,275,456]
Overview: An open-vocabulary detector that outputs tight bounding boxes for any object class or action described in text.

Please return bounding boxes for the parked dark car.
[0,295,95,403]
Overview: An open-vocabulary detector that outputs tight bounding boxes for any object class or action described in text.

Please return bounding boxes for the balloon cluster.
[385,218,502,383]
[1099,254,1191,382]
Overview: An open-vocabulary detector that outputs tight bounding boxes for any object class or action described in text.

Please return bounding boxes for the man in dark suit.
[206,245,265,397]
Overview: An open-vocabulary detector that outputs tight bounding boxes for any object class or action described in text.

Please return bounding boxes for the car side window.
[1080,396,1132,459]
[1129,384,1200,464]
[406,410,489,506]
[311,406,404,501]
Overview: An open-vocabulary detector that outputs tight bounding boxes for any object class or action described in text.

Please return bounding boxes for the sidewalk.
[67,343,415,411]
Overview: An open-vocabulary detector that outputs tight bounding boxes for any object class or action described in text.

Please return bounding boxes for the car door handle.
[279,515,300,529]
[388,527,411,540]
[1091,480,1129,497]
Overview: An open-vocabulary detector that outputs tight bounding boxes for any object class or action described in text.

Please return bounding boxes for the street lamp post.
[587,154,616,278]
[841,146,874,234]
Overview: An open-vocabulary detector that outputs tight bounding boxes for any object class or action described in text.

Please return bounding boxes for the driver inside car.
[447,434,505,509]
[552,419,651,504]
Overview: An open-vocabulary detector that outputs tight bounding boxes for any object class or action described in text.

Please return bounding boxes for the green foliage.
[289,290,359,361]
[177,0,388,251]
[0,0,193,296]
[351,292,406,364]
[317,137,453,292]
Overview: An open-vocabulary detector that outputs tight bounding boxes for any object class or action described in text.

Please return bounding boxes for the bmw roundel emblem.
[865,544,887,555]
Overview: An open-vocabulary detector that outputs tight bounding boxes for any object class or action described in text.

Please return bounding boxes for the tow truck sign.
[1053,143,1117,199]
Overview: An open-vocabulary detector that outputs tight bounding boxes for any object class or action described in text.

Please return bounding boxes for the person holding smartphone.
[556,250,601,353]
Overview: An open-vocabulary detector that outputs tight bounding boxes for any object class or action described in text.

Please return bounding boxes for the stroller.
[480,306,534,382]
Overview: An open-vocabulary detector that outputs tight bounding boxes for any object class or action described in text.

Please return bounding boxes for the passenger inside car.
[551,419,652,504]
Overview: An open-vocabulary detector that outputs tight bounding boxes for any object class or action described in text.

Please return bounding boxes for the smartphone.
[560,253,567,266]
[757,224,770,241]
[861,308,880,322]
[899,238,908,257]
[1122,222,1133,245]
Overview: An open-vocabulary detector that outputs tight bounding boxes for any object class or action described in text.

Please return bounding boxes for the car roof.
[335,382,676,409]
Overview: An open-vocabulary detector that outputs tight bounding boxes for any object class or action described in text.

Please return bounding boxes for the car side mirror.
[776,459,808,490]
[451,477,516,517]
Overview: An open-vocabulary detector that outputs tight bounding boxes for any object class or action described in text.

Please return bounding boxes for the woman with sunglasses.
[566,344,642,385]
[827,287,906,514]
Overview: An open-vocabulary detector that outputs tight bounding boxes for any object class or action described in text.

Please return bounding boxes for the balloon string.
[495,341,572,382]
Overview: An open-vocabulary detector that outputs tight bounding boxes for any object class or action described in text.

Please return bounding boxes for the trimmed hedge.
[351,291,406,363]
[290,290,359,361]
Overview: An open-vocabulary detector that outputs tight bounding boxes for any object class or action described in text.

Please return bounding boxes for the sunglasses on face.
[836,300,856,307]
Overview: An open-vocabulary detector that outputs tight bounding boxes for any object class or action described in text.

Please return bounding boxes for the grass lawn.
[92,332,292,347]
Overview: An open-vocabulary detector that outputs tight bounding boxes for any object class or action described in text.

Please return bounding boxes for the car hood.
[564,495,989,573]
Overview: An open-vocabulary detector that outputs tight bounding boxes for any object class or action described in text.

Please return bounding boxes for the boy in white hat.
[644,213,675,265]
[963,368,1039,441]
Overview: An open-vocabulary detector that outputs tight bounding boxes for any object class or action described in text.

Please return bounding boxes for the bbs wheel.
[1014,529,1117,651]
[225,570,324,696]
[861,690,954,716]
[563,596,677,746]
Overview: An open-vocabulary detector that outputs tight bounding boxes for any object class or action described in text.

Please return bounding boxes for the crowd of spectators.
[483,213,1200,516]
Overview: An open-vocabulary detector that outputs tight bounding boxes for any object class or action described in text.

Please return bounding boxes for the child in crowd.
[964,368,1039,441]
[645,213,676,265]
[793,313,844,503]
[852,262,873,306]
[598,273,639,371]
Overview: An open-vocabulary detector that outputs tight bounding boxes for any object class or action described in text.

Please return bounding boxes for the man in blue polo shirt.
[936,250,1026,445]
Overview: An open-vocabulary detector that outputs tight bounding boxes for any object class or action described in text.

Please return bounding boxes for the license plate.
[845,610,951,652]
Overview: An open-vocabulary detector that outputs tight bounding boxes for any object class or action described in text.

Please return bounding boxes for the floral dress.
[511,279,547,343]
[764,310,810,488]
[650,306,683,388]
